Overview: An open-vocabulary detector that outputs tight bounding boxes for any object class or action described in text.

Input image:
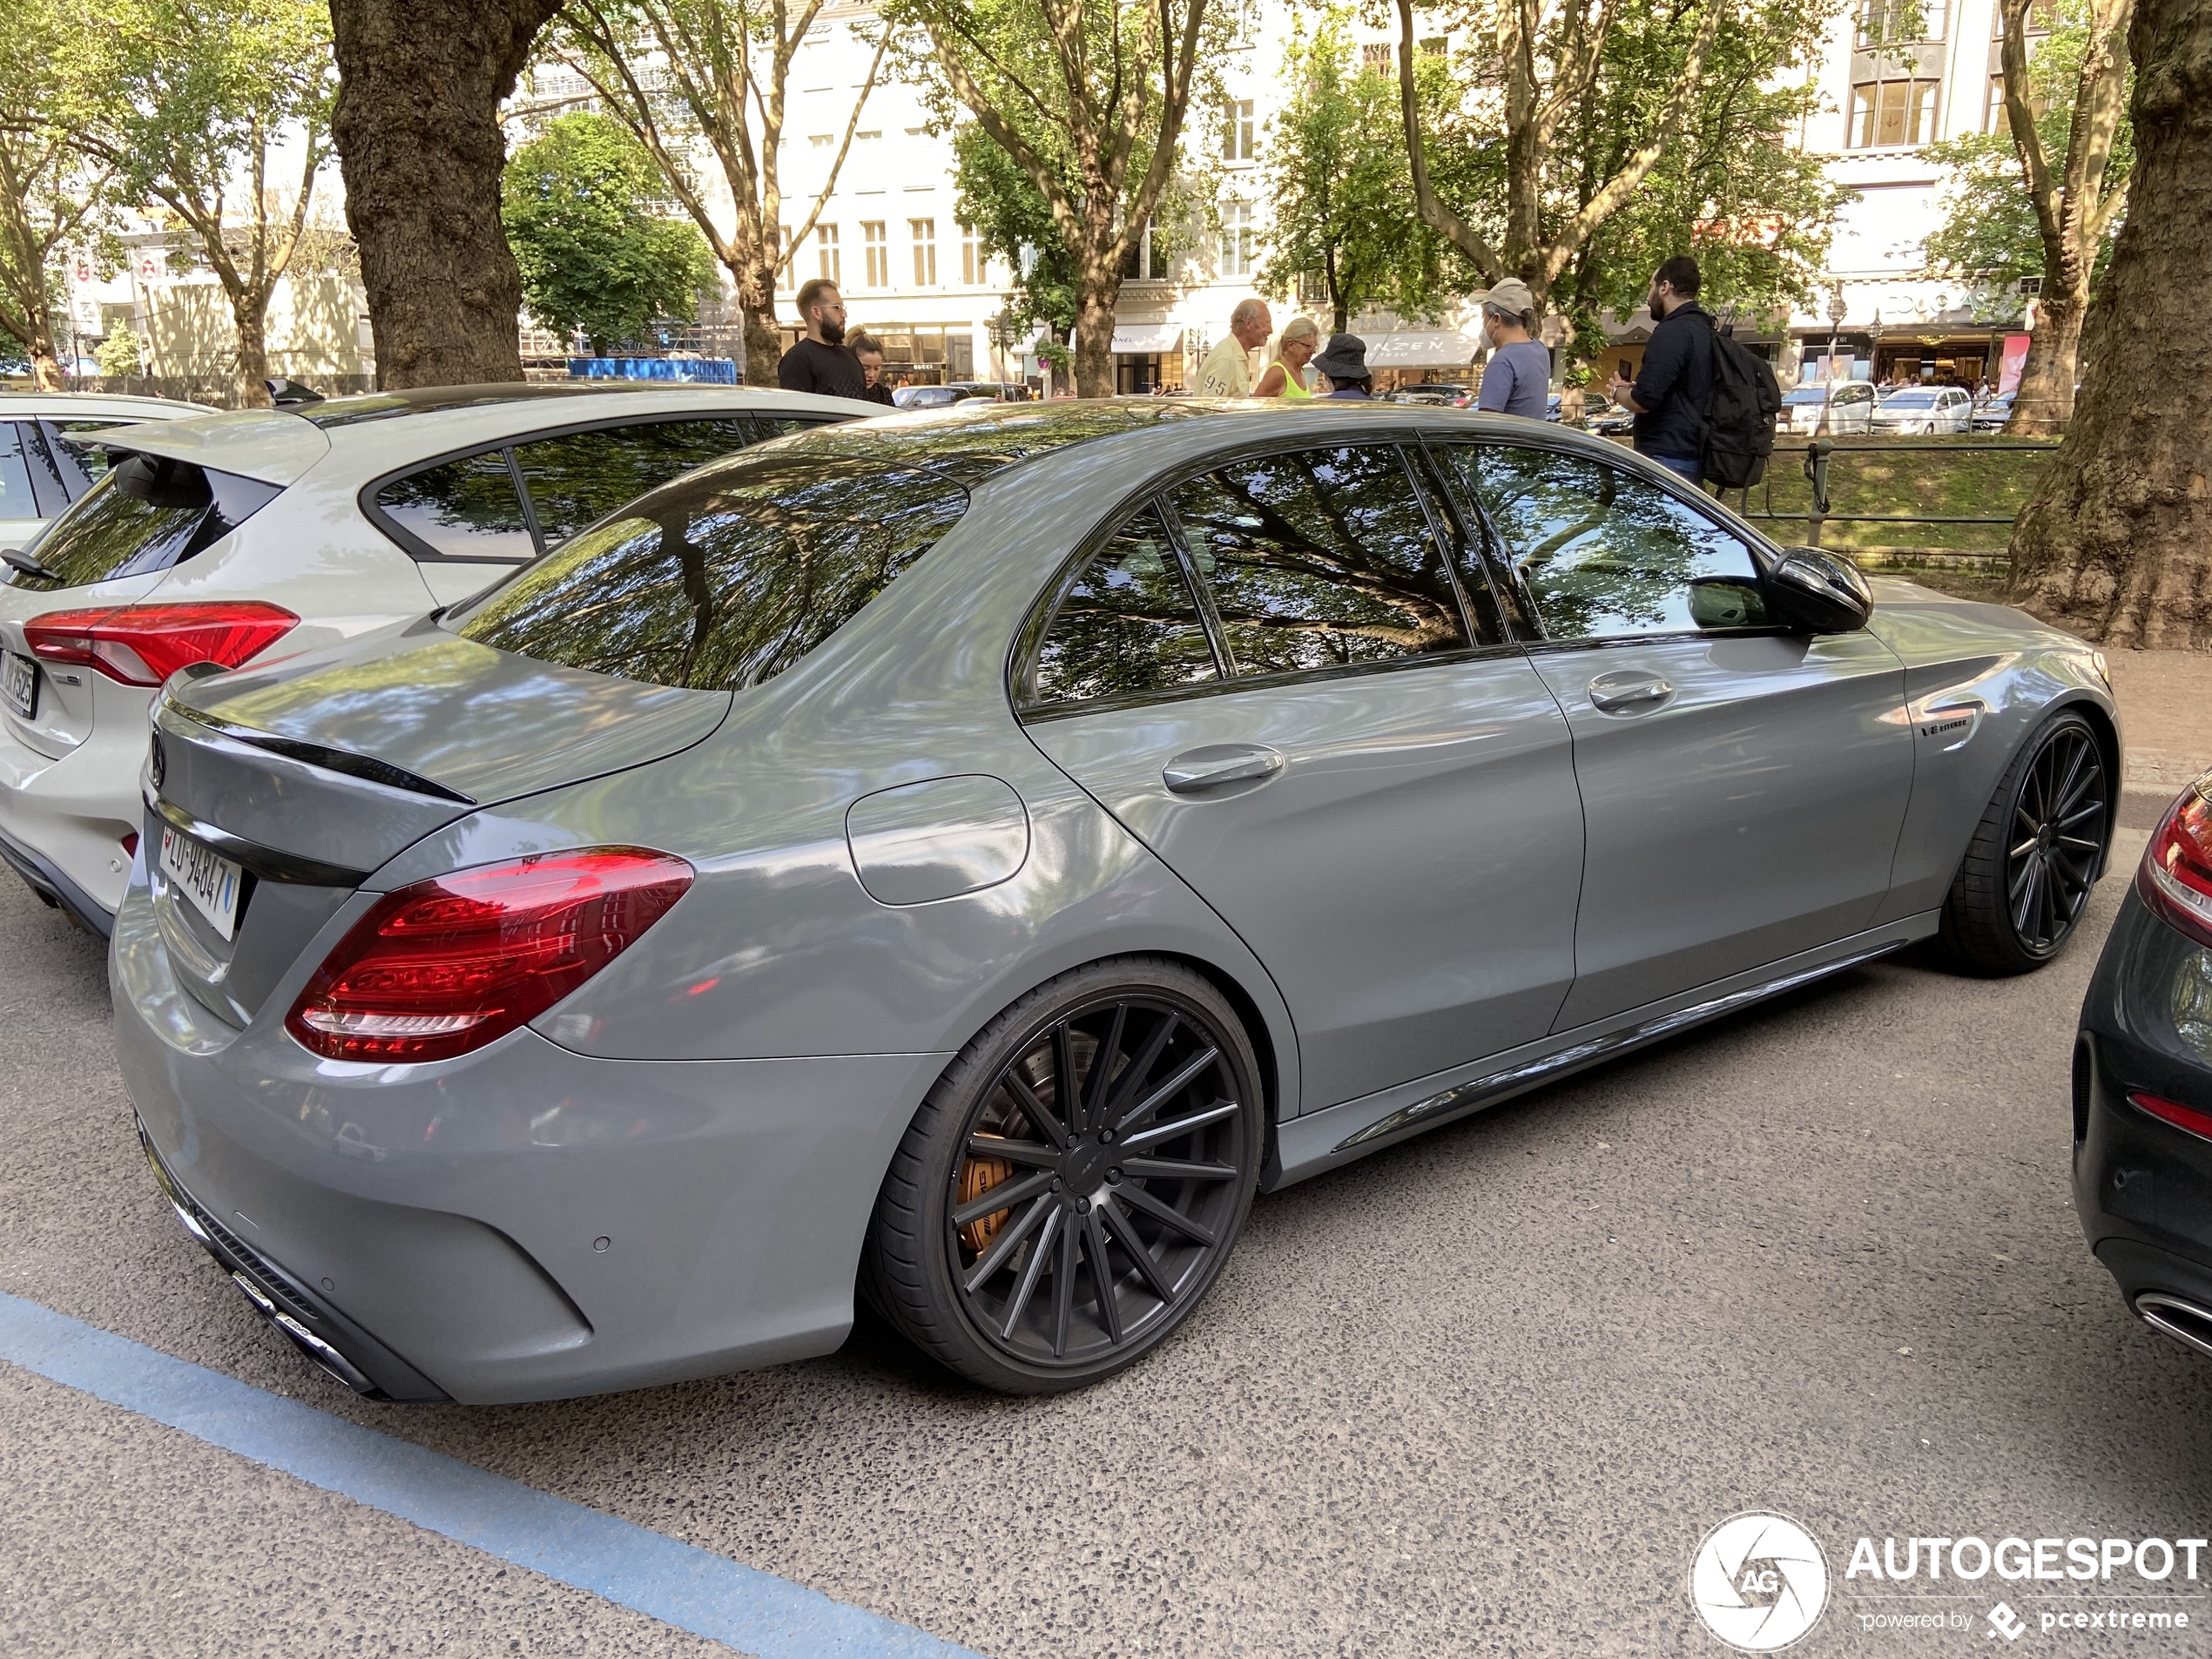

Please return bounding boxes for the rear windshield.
[3,455,280,591]
[450,453,968,690]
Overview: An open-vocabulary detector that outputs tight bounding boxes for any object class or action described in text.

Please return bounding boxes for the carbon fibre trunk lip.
[143,787,373,888]
[158,692,475,805]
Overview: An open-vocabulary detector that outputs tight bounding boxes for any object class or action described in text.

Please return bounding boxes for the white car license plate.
[159,825,243,941]
[3,651,35,720]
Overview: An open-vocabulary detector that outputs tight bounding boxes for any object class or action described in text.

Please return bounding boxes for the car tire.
[1936,708,2111,975]
[860,956,1264,1393]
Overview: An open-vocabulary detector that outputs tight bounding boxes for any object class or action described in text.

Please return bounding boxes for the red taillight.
[24,601,299,685]
[2129,1090,2212,1143]
[2139,785,2212,948]
[286,848,693,1063]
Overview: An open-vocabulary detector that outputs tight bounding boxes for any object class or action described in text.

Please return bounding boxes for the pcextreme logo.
[1690,1512,1832,1651]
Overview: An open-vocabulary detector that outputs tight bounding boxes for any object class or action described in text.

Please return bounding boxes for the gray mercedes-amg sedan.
[117,401,2119,1401]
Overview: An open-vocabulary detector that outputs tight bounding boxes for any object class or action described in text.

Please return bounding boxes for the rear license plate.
[159,825,243,941]
[3,651,35,720]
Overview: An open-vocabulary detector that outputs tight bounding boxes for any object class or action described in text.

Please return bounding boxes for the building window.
[910,219,936,287]
[1120,220,1156,280]
[1297,268,1328,306]
[808,133,834,150]
[1221,202,1255,279]
[1856,0,1946,44]
[862,221,888,287]
[1420,35,1446,56]
[960,223,984,285]
[1222,98,1255,162]
[1360,41,1394,73]
[815,224,840,284]
[1849,79,1939,147]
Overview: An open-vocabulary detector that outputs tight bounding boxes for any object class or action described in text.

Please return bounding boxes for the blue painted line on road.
[0,1291,986,1659]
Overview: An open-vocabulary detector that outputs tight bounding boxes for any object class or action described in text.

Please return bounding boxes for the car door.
[1021,439,1585,1112]
[1443,441,1913,1030]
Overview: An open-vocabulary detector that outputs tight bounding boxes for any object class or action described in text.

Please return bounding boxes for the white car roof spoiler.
[74,408,330,487]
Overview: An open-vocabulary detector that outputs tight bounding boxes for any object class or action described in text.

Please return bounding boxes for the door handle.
[1163,743,1285,794]
[1587,672,1674,713]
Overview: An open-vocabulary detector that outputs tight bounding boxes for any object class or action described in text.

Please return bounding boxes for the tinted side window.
[1,461,280,590]
[512,418,762,544]
[1455,446,1768,639]
[42,420,121,491]
[374,449,536,561]
[1169,443,1468,677]
[0,425,36,522]
[453,455,966,690]
[1029,503,1218,706]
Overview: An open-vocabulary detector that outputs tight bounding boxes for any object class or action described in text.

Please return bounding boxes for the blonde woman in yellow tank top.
[1253,316,1319,399]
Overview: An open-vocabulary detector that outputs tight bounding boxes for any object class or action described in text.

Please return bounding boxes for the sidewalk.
[2103,649,2211,825]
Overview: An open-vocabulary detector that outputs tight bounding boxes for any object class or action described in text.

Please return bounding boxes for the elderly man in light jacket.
[1194,298,1273,396]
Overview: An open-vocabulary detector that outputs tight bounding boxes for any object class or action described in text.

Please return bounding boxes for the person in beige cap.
[1474,277,1550,419]
[1195,298,1272,396]
[1253,316,1320,398]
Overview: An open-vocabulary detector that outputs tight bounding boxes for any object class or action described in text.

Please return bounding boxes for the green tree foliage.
[550,1,886,384]
[501,112,717,356]
[0,0,125,389]
[62,0,339,405]
[951,125,1080,367]
[1255,8,1468,332]
[1923,0,2134,320]
[1553,0,1847,350]
[890,0,1219,395]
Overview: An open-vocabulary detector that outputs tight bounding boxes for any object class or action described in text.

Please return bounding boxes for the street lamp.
[1824,282,1848,386]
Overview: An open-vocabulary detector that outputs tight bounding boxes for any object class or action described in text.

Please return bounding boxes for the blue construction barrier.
[568,357,739,384]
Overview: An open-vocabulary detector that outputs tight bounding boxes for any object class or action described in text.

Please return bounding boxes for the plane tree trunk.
[328,0,562,388]
[2004,0,2212,646]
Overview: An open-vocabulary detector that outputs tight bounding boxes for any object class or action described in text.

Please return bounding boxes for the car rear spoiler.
[71,409,331,488]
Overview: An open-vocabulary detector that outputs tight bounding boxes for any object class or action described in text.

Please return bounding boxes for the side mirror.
[1766,547,1871,633]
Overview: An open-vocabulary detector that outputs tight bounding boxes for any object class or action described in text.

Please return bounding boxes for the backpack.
[1701,322,1782,489]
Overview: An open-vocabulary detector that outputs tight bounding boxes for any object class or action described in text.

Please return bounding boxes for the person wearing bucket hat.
[1474,278,1550,420]
[1312,332,1372,398]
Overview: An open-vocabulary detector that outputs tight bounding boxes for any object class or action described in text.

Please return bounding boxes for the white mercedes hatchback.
[0,393,214,550]
[0,381,873,930]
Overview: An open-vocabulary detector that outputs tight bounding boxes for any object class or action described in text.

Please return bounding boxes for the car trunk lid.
[144,624,731,1026]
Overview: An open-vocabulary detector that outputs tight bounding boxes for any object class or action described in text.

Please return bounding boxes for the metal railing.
[1732,435,2060,550]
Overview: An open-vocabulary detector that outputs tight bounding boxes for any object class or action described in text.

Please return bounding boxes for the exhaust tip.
[2134,1292,2212,1359]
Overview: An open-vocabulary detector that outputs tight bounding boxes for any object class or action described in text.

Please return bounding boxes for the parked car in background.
[894,381,1030,409]
[1779,381,1875,435]
[2075,767,2212,1361]
[1972,391,2017,431]
[1871,385,1973,435]
[1391,383,1472,408]
[0,394,212,551]
[116,400,2116,1407]
[0,382,872,934]
[1587,399,1635,436]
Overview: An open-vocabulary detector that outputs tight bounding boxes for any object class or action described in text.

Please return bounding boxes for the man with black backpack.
[1608,256,1714,485]
[1607,253,1782,493]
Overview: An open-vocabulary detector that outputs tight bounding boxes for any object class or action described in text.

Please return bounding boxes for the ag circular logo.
[1689,1511,1830,1651]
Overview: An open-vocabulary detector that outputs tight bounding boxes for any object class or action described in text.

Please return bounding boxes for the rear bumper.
[0,815,112,935]
[112,867,952,1405]
[0,705,153,922]
[2073,887,2212,1347]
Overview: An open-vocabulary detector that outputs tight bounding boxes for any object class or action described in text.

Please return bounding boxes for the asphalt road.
[5,826,2211,1658]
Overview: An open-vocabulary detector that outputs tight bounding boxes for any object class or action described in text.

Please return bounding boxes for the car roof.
[73,383,880,487]
[0,392,214,419]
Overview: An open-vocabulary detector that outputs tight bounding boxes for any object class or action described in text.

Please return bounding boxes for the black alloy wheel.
[1939,709,2111,974]
[864,958,1261,1392]
[2005,720,2108,953]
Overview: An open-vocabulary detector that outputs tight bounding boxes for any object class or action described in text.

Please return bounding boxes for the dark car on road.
[2075,767,2212,1357]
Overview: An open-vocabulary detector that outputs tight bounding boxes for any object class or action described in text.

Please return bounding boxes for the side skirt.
[1263,910,1939,1190]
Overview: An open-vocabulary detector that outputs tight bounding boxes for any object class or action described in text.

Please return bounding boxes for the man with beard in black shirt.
[777,278,866,399]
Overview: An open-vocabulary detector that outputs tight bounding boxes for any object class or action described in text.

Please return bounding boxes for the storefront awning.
[1111,323,1184,354]
[1364,329,1480,368]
